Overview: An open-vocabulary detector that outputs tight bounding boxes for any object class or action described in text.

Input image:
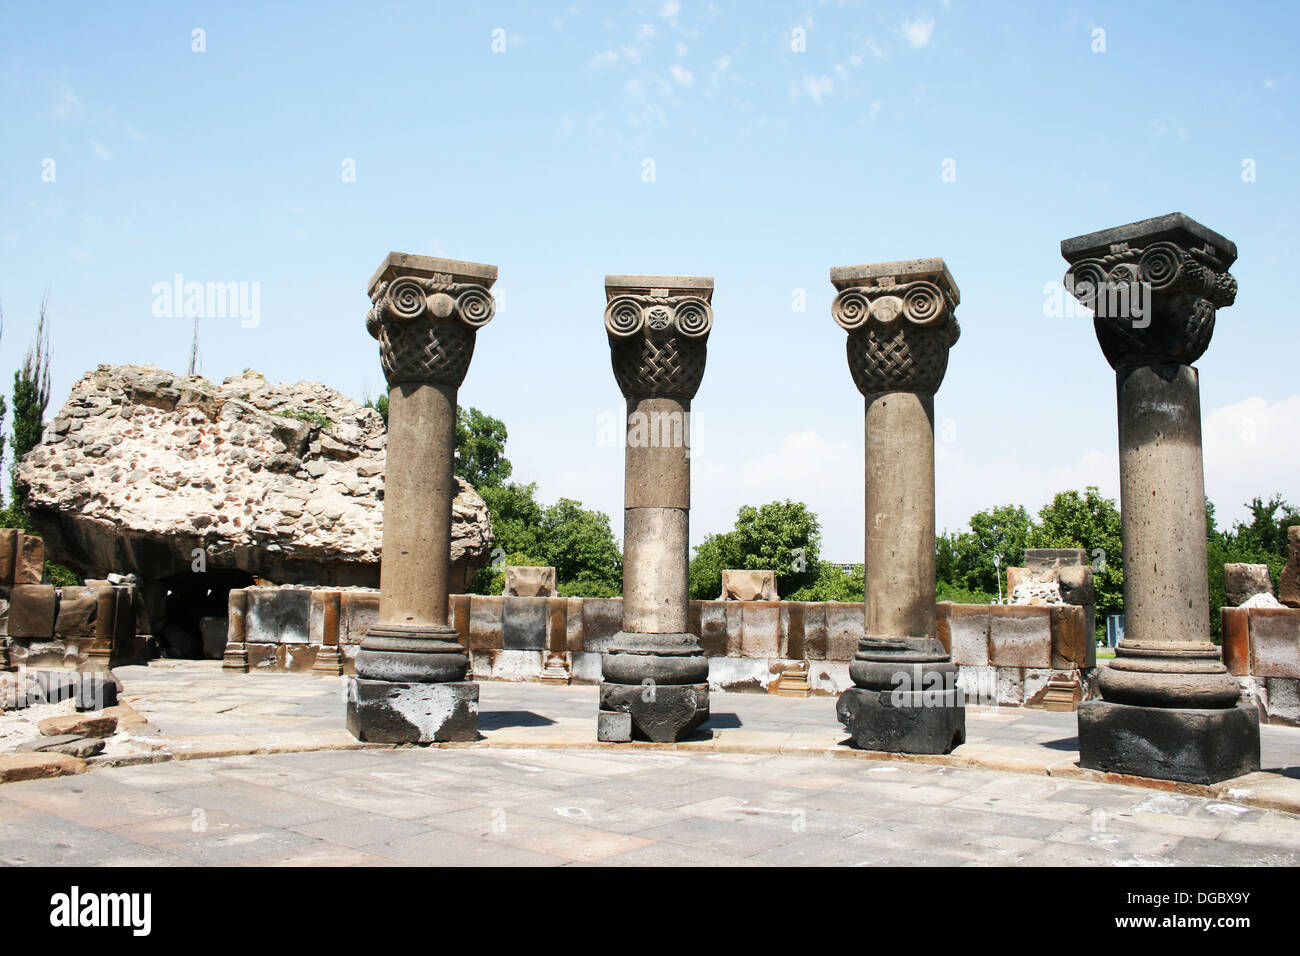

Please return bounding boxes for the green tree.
[789,562,865,602]
[689,500,822,599]
[0,301,7,497]
[537,497,622,595]
[363,393,389,427]
[455,406,512,489]
[469,483,622,596]
[1030,486,1124,621]
[935,503,1034,596]
[1207,494,1299,639]
[10,297,51,505]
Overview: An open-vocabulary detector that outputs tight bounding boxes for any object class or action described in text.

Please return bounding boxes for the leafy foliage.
[470,483,621,595]
[10,297,51,506]
[936,503,1033,597]
[1029,487,1124,621]
[788,562,864,602]
[689,500,822,599]
[1207,494,1299,639]
[277,408,331,430]
[455,406,512,490]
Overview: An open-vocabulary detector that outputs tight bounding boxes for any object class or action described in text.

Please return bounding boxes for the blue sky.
[1,0,1297,560]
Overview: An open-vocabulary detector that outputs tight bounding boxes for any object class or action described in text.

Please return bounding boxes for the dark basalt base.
[346,678,479,744]
[1077,700,1261,785]
[598,681,709,743]
[836,687,966,755]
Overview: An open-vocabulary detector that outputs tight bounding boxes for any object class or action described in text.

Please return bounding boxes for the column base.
[598,681,709,743]
[222,643,248,673]
[836,687,966,755]
[346,678,478,744]
[1077,700,1261,785]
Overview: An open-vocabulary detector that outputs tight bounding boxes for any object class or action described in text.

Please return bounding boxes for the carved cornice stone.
[605,275,713,400]
[1061,213,1237,370]
[366,253,498,388]
[830,258,961,396]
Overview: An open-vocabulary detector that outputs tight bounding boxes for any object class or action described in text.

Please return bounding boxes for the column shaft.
[379,381,457,630]
[864,391,936,644]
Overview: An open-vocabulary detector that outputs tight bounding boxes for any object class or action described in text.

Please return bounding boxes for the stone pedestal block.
[598,681,709,743]
[836,686,966,755]
[1078,700,1260,784]
[346,678,478,743]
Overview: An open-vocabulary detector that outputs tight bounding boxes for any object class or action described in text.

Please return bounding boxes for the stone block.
[450,595,471,649]
[836,686,965,754]
[1025,548,1087,570]
[996,667,1024,706]
[695,601,727,656]
[0,528,17,585]
[1078,701,1261,785]
[824,604,862,661]
[1264,678,1300,725]
[8,639,67,668]
[1023,668,1052,707]
[14,532,45,585]
[502,596,546,651]
[1225,563,1273,606]
[53,582,100,642]
[346,678,479,743]
[38,712,118,738]
[0,753,87,783]
[1049,604,1090,669]
[73,674,119,712]
[597,709,633,742]
[307,589,341,645]
[708,657,772,693]
[1248,608,1300,678]
[1279,526,1300,608]
[720,569,777,601]
[545,597,567,652]
[945,604,990,666]
[724,601,743,656]
[339,590,380,644]
[580,598,623,651]
[599,681,708,743]
[782,602,805,659]
[802,603,829,659]
[988,606,1052,668]
[565,597,585,652]
[246,643,280,671]
[1221,607,1250,675]
[245,587,310,644]
[1057,565,1096,607]
[283,643,318,672]
[956,665,996,707]
[503,565,557,597]
[491,649,543,681]
[468,595,503,649]
[9,585,58,638]
[740,602,780,659]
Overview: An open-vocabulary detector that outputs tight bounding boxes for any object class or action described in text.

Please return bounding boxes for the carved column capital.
[366,253,498,388]
[830,258,961,396]
[604,275,713,400]
[1061,213,1237,370]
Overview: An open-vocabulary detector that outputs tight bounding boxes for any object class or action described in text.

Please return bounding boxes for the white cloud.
[669,63,693,86]
[1204,395,1300,526]
[90,140,113,161]
[51,89,84,122]
[901,17,935,48]
[799,74,833,103]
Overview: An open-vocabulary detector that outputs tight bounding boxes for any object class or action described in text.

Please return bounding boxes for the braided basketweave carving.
[606,292,712,399]
[1063,239,1236,370]
[367,277,495,387]
[832,278,960,396]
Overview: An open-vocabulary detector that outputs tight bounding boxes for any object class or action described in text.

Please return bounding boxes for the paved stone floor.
[3,743,1300,866]
[2,662,1298,866]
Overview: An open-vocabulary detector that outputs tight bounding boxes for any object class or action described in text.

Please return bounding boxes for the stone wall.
[0,529,143,670]
[222,586,1096,709]
[1222,606,1300,725]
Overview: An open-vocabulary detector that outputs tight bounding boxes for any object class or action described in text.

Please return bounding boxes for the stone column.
[346,253,497,744]
[1063,213,1260,783]
[830,259,965,754]
[597,275,713,742]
